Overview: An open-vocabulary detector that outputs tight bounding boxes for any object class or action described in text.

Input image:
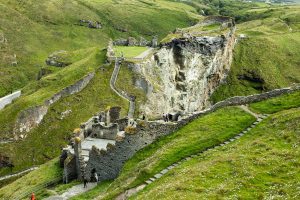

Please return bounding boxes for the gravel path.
[45,182,97,200]
[239,105,260,118]
[134,48,154,59]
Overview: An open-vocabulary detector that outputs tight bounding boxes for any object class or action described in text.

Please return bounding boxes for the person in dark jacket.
[83,177,88,188]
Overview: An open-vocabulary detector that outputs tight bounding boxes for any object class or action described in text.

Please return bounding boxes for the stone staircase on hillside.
[110,58,135,119]
[116,112,270,200]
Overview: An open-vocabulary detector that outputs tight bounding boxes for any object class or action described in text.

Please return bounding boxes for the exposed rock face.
[129,28,236,117]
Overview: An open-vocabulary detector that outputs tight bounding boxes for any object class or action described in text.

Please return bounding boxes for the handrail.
[110,58,135,119]
[0,167,38,181]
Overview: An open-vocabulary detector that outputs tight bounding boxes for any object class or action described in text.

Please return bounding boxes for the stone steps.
[118,113,269,198]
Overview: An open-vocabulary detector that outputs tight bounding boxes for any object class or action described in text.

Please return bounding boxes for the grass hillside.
[211,5,300,102]
[0,0,199,176]
[0,0,198,97]
[132,108,300,199]
[0,158,61,199]
[1,0,300,197]
[0,64,144,176]
[68,90,300,200]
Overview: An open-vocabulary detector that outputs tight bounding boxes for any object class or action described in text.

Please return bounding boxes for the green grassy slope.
[250,90,300,114]
[0,65,135,176]
[0,0,199,176]
[71,90,300,200]
[0,158,61,199]
[113,46,148,58]
[0,0,198,97]
[0,0,198,135]
[0,48,104,139]
[133,107,300,199]
[70,107,255,200]
[211,5,300,102]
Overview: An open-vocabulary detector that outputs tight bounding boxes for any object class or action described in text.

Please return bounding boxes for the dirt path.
[239,105,260,118]
[134,48,154,59]
[45,182,97,200]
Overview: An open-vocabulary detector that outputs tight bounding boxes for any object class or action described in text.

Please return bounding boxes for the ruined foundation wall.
[83,85,300,181]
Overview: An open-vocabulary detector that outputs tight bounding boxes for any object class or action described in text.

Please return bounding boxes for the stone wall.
[63,154,77,183]
[91,123,119,140]
[84,121,178,181]
[13,73,95,138]
[82,85,300,181]
[0,91,21,110]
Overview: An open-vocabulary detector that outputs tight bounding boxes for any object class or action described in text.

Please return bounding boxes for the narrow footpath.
[110,58,135,118]
[134,48,154,60]
[45,182,97,200]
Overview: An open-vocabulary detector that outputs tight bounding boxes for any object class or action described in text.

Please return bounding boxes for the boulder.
[46,50,72,67]
[113,38,128,46]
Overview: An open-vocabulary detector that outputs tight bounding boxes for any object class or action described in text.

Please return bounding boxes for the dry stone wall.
[13,73,95,138]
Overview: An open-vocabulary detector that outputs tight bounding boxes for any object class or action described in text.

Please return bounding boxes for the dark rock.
[113,38,128,46]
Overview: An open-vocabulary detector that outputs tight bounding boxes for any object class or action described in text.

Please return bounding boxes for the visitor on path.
[83,178,88,188]
[165,113,169,122]
[31,192,35,200]
[95,172,99,184]
[142,113,146,120]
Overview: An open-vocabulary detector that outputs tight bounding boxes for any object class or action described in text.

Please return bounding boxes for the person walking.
[83,178,88,188]
[95,172,99,184]
[31,192,35,200]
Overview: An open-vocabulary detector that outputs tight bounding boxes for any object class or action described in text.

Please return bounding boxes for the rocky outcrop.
[129,27,236,117]
[79,20,102,29]
[13,73,95,139]
[46,50,72,67]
